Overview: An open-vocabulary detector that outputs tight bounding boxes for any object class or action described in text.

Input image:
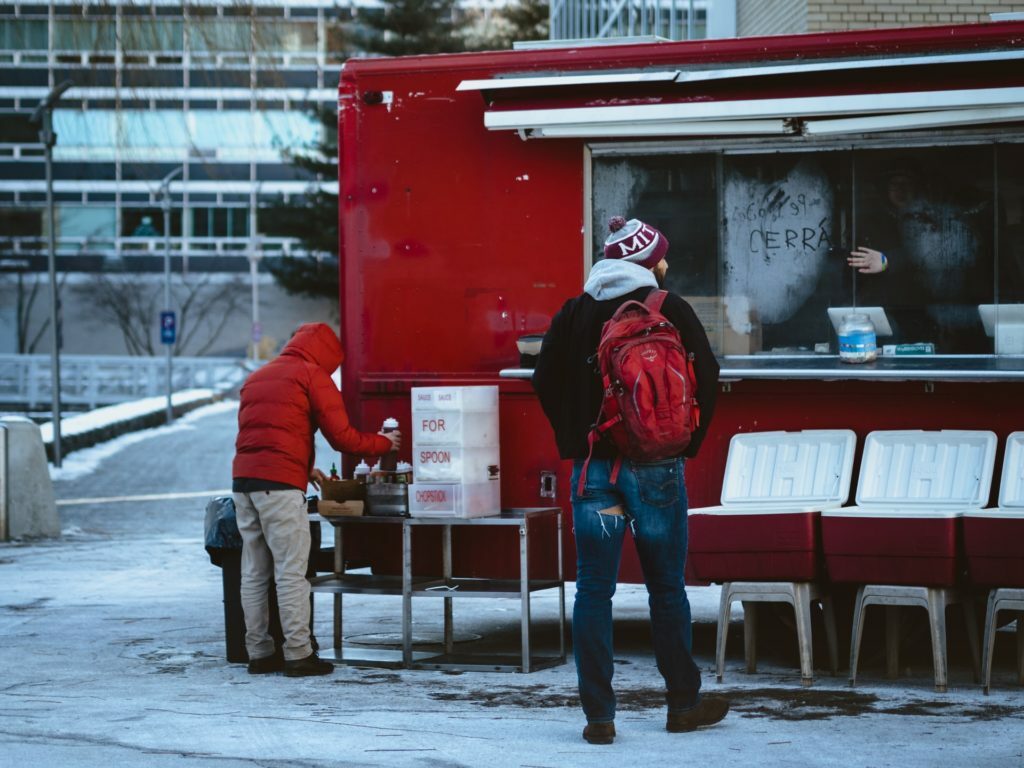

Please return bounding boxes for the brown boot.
[582,721,616,745]
[666,696,729,732]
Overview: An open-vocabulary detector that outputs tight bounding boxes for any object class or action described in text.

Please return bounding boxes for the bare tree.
[5,271,69,354]
[16,273,48,354]
[74,273,247,357]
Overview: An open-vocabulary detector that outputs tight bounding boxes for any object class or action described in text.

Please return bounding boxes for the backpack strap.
[577,413,622,498]
[643,289,669,314]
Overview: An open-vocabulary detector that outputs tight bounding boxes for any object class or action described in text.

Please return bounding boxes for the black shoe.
[247,652,285,675]
[283,651,334,678]
[582,721,616,745]
[666,696,729,732]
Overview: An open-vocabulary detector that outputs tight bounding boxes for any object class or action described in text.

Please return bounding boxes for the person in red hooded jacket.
[232,323,399,677]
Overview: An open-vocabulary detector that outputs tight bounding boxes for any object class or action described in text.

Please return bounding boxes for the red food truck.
[335,20,1024,586]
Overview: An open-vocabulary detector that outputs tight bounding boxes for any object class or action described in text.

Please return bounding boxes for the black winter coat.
[532,287,720,461]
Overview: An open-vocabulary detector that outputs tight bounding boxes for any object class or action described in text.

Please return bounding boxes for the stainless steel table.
[309,507,566,672]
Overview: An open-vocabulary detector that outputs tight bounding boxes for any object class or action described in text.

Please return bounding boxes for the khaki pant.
[233,490,312,662]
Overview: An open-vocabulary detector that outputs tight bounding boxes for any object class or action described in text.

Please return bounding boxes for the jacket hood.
[280,323,344,373]
[583,258,658,301]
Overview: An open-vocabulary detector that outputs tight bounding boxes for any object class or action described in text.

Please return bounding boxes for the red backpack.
[578,290,700,496]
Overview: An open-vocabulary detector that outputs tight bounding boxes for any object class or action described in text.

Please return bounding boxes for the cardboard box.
[682,295,762,355]
[321,479,365,502]
[317,500,364,517]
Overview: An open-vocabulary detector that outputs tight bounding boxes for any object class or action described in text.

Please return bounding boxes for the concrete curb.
[43,392,226,462]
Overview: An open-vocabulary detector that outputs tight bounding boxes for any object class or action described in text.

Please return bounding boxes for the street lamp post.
[158,166,183,425]
[30,79,73,468]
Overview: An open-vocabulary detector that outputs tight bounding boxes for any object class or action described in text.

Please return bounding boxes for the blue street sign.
[160,311,176,345]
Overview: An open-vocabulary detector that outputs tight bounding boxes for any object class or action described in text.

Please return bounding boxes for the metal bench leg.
[743,600,758,674]
[963,595,981,684]
[885,606,901,679]
[926,588,949,693]
[849,586,867,687]
[822,594,839,675]
[1017,610,1024,686]
[792,583,815,686]
[715,584,731,683]
[981,589,997,695]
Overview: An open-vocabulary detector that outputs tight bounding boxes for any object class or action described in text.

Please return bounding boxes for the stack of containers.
[964,431,1024,587]
[822,430,997,586]
[408,385,501,518]
[689,430,856,582]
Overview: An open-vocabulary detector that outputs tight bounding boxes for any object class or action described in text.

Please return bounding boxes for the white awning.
[483,87,1024,139]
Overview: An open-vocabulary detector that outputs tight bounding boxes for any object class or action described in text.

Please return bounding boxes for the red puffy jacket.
[232,323,391,490]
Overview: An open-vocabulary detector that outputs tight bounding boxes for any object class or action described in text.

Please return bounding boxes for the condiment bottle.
[329,463,340,481]
[395,461,413,485]
[380,417,399,472]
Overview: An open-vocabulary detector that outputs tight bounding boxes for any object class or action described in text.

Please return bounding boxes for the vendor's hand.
[309,467,328,491]
[379,429,402,452]
[848,246,886,274]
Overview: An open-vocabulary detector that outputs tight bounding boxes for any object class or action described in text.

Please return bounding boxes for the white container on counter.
[408,481,501,518]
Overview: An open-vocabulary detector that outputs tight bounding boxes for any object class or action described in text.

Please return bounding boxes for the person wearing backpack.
[532,216,726,745]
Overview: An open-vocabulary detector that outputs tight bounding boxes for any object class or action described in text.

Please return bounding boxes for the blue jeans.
[570,457,701,723]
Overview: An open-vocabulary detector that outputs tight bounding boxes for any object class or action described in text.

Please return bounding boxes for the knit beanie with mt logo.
[602,216,669,269]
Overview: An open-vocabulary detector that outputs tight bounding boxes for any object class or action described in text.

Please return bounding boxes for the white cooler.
[689,429,856,582]
[964,431,1024,588]
[822,430,998,587]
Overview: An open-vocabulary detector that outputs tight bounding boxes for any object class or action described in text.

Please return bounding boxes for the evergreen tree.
[262,106,340,301]
[496,0,549,48]
[357,0,468,56]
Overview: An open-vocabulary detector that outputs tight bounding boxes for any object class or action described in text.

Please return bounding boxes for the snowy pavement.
[0,401,1022,767]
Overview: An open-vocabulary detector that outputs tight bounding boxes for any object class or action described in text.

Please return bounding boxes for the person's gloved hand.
[848,246,887,274]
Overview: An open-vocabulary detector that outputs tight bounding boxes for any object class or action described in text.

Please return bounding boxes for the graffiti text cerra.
[748,216,832,255]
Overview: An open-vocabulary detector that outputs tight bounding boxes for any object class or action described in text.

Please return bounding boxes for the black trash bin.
[204,496,325,663]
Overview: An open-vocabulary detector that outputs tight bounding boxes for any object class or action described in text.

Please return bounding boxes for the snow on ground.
[39,388,219,443]
[1,400,1022,767]
[48,400,239,483]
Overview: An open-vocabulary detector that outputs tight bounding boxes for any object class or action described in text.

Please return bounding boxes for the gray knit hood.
[583,258,658,301]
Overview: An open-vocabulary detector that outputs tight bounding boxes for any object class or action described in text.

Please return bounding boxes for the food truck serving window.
[591,140,1024,358]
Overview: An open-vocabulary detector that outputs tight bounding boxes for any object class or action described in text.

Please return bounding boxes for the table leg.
[520,521,531,672]
[443,524,453,656]
[402,520,412,667]
[333,523,343,653]
[557,511,566,661]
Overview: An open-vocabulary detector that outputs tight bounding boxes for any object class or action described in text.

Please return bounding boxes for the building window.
[190,207,249,238]
[0,208,42,238]
[57,205,116,239]
[0,19,49,51]
[592,142,1022,356]
[188,20,252,54]
[51,110,317,153]
[53,19,117,52]
[122,208,182,238]
[121,18,184,52]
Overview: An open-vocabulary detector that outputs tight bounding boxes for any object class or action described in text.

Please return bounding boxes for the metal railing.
[0,236,312,261]
[0,354,249,409]
[549,0,704,42]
